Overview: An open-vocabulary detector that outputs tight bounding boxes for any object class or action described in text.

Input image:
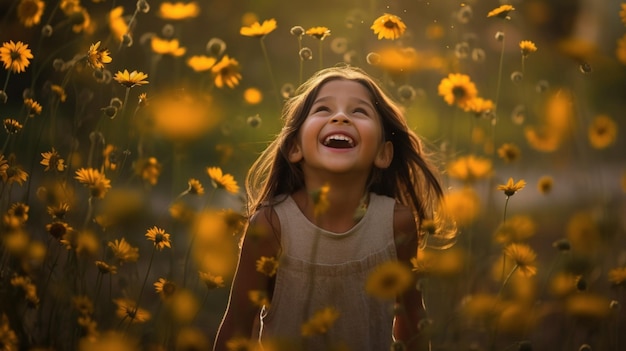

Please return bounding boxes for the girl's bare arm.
[213,208,281,350]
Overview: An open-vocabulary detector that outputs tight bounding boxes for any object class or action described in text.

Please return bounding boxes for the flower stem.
[130,245,156,323]
[260,37,280,108]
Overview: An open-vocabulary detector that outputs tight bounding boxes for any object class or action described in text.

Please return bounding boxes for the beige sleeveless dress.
[259,193,397,350]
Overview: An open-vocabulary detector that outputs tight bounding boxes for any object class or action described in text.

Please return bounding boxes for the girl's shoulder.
[245,204,282,254]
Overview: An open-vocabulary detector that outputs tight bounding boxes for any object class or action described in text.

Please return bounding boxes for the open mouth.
[323,134,355,149]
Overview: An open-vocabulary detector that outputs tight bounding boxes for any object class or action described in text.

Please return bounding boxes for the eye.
[313,105,330,113]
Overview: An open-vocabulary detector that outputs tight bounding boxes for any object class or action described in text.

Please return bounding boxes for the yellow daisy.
[186,55,216,72]
[135,157,161,186]
[113,298,151,323]
[301,307,339,337]
[74,168,111,199]
[497,143,521,163]
[158,1,200,20]
[113,69,149,88]
[211,55,242,89]
[446,155,493,182]
[50,84,67,102]
[107,238,139,264]
[145,226,172,250]
[8,202,29,223]
[487,4,515,19]
[497,177,526,197]
[240,18,277,38]
[306,26,331,40]
[0,41,33,73]
[537,175,554,195]
[198,271,225,290]
[608,267,626,286]
[3,119,23,134]
[186,178,205,195]
[503,243,537,277]
[370,13,407,40]
[5,163,29,185]
[40,147,66,172]
[206,166,239,194]
[154,278,177,300]
[72,295,94,316]
[18,0,45,28]
[0,155,7,181]
[108,6,128,43]
[24,98,42,116]
[87,41,112,69]
[588,114,617,149]
[311,183,330,218]
[437,73,478,111]
[248,290,270,308]
[255,256,279,277]
[519,40,537,57]
[46,221,72,240]
[150,37,187,57]
[465,97,494,117]
[365,261,413,300]
[95,260,118,274]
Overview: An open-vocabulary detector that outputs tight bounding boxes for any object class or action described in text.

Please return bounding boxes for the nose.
[330,113,351,125]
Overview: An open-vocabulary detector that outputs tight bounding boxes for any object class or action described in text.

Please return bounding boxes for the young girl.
[213,66,444,351]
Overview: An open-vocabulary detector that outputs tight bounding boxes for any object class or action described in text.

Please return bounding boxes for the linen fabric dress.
[259,193,397,350]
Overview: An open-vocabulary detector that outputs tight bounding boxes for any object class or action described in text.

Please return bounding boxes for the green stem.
[130,245,156,324]
[260,37,280,108]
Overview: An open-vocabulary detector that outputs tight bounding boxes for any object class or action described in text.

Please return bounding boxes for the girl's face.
[288,79,393,178]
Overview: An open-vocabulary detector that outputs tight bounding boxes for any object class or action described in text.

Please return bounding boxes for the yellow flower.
[211,55,242,89]
[0,40,33,73]
[306,26,331,40]
[0,155,7,181]
[487,4,515,19]
[494,215,536,244]
[311,183,330,218]
[617,34,626,65]
[503,243,537,277]
[248,290,269,308]
[497,143,521,163]
[135,157,161,186]
[255,256,278,277]
[113,69,149,88]
[301,307,339,337]
[186,178,205,195]
[186,55,216,72]
[158,1,200,20]
[225,337,256,351]
[138,92,148,107]
[206,166,239,194]
[46,221,72,240]
[497,177,526,197]
[370,13,407,40]
[75,168,111,199]
[3,119,23,134]
[437,73,478,111]
[24,98,42,116]
[10,275,39,306]
[198,271,225,290]
[519,40,537,57]
[620,3,626,26]
[95,260,117,274]
[107,238,139,264]
[154,278,177,300]
[50,84,67,102]
[72,295,94,316]
[145,226,171,250]
[443,187,481,226]
[608,267,626,286]
[8,202,29,223]
[18,0,45,28]
[465,97,495,117]
[113,298,151,323]
[447,155,493,182]
[87,41,112,69]
[365,261,413,300]
[537,175,554,195]
[588,114,617,149]
[565,293,611,319]
[5,163,29,185]
[240,18,277,37]
[150,37,187,57]
[41,147,66,172]
[108,6,128,43]
[0,315,17,351]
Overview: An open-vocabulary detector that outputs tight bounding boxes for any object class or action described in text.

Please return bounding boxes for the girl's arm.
[393,204,428,351]
[213,207,281,351]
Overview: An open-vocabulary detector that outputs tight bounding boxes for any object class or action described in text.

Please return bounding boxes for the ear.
[288,141,303,163]
[374,141,393,168]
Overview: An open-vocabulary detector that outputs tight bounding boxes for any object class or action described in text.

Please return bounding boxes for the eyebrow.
[312,95,375,109]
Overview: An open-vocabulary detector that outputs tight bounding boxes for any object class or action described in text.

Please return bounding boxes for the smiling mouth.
[323,134,355,149]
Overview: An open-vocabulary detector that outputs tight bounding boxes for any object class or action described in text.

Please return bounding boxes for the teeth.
[324,134,354,146]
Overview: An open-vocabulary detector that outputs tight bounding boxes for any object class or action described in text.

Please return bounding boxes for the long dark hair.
[246,65,443,222]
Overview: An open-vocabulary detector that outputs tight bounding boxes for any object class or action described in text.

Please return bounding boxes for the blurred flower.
[608,267,626,287]
[504,243,537,277]
[0,314,18,350]
[114,70,148,88]
[466,97,494,118]
[145,226,171,250]
[168,289,199,323]
[150,37,186,56]
[487,4,515,19]
[438,73,478,111]
[4,163,29,185]
[588,114,617,149]
[211,55,242,89]
[11,275,39,306]
[73,295,94,316]
[365,261,413,300]
[113,298,151,323]
[0,40,33,73]
[46,221,71,240]
[255,256,278,277]
[566,211,601,254]
[240,18,277,37]
[443,187,480,226]
[137,92,148,107]
[525,89,573,152]
[50,84,67,102]
[3,119,23,134]
[154,278,176,300]
[497,143,521,163]
[60,2,92,34]
[498,177,526,197]
[18,0,45,27]
[24,98,42,117]
[87,41,112,69]
[175,327,210,351]
[565,293,611,319]
[108,238,139,264]
[186,55,216,72]
[549,272,578,297]
[621,3,626,25]
[40,148,66,172]
[198,271,225,290]
[75,168,111,199]
[95,260,117,274]
[78,331,138,351]
[537,175,554,195]
[102,144,118,171]
[494,215,536,243]
[206,166,239,194]
[311,183,330,217]
[447,155,493,182]
[186,178,205,195]
[108,6,128,42]
[461,293,499,322]
[8,202,29,224]
[301,307,339,337]
[520,40,537,57]
[290,25,305,37]
[370,13,407,40]
[411,247,465,277]
[135,157,161,186]
[226,337,256,351]
[306,26,331,40]
[425,23,445,40]
[158,1,200,20]
[206,37,226,56]
[248,290,269,308]
[243,87,262,104]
